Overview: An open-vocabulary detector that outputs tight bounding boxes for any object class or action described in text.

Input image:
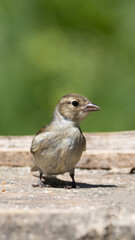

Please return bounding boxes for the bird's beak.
[83,102,101,112]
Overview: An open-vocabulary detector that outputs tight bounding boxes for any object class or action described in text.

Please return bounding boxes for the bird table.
[0,131,135,240]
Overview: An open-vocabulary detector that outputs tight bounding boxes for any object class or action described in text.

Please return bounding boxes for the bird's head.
[56,93,100,123]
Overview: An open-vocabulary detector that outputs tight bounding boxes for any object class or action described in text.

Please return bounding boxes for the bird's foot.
[64,185,72,189]
[72,182,76,188]
[130,167,135,174]
[64,183,76,189]
[32,179,50,188]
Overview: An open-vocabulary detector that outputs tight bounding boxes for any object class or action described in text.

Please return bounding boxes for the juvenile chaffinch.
[31,93,100,188]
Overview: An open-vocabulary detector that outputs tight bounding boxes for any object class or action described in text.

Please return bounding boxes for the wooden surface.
[0,131,135,169]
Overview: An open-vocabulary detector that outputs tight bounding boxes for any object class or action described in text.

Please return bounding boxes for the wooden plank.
[0,136,33,167]
[0,131,135,169]
[78,131,135,169]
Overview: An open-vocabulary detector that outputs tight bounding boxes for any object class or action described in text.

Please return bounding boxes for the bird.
[30,93,100,188]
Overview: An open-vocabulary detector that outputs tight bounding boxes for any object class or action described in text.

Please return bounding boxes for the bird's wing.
[30,131,51,154]
[31,164,39,172]
[30,128,60,172]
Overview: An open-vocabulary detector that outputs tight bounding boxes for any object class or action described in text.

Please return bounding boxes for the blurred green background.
[0,0,135,135]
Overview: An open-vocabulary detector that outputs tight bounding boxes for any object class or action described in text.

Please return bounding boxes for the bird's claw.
[32,179,51,188]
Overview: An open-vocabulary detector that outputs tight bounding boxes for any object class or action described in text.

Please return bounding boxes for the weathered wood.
[79,131,135,169]
[0,131,135,169]
[0,136,33,167]
[1,167,135,240]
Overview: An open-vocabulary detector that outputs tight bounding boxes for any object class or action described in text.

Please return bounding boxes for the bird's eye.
[72,101,79,107]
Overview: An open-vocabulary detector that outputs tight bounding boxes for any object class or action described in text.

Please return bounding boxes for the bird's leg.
[32,169,46,188]
[69,169,76,188]
[38,170,45,187]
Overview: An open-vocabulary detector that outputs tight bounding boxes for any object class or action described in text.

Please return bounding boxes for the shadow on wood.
[33,175,117,189]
